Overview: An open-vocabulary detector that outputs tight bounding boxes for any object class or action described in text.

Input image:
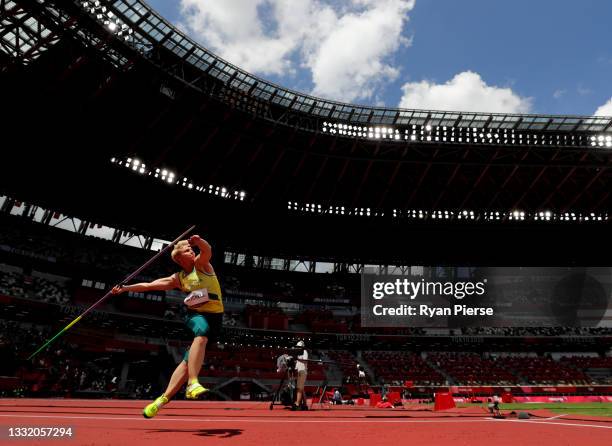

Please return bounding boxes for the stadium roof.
[1,0,611,265]
[71,1,612,133]
[4,1,611,135]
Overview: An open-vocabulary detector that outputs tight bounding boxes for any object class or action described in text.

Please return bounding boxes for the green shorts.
[182,311,223,362]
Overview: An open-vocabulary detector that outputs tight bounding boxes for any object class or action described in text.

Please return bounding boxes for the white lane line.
[487,418,612,430]
[546,414,568,420]
[2,414,610,429]
[0,414,494,424]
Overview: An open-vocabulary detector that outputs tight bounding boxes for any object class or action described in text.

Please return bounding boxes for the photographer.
[357,364,367,395]
[487,395,502,417]
[332,388,343,405]
[292,340,308,411]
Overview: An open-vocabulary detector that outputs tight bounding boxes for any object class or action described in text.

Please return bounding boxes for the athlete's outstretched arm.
[111,275,178,294]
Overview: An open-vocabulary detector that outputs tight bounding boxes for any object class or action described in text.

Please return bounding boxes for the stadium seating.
[494,356,592,385]
[326,350,361,383]
[244,305,288,330]
[362,351,445,386]
[1,213,611,400]
[201,345,326,381]
[559,355,612,369]
[427,352,519,385]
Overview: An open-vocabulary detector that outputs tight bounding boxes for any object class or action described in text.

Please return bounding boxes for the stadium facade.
[1,0,611,266]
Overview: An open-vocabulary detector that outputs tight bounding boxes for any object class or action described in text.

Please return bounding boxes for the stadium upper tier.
[2,0,611,264]
[88,1,612,140]
[5,0,611,146]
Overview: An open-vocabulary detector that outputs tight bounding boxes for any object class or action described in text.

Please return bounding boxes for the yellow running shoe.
[185,381,209,400]
[143,395,168,419]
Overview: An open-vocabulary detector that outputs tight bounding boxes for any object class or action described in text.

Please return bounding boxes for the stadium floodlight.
[286,198,610,223]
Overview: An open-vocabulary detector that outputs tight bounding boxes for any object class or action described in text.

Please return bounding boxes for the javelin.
[27,224,196,360]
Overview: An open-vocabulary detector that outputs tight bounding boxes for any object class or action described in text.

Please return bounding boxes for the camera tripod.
[269,357,334,410]
[309,379,330,409]
[269,367,298,410]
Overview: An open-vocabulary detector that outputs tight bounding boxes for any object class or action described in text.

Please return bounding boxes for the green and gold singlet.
[177,268,224,314]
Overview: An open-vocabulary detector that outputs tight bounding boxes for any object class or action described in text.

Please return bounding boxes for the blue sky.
[147,0,612,116]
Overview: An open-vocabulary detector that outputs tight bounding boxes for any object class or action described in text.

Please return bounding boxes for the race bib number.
[184,288,209,308]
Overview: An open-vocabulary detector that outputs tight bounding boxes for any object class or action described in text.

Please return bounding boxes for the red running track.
[0,399,610,446]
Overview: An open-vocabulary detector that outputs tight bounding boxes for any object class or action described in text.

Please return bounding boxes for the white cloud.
[398,71,533,113]
[178,0,415,102]
[553,89,566,99]
[594,97,612,116]
[179,0,300,75]
[308,0,414,102]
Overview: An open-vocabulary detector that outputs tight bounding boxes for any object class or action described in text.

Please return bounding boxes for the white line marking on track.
[0,414,495,424]
[1,414,610,429]
[487,418,612,429]
[546,414,567,420]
